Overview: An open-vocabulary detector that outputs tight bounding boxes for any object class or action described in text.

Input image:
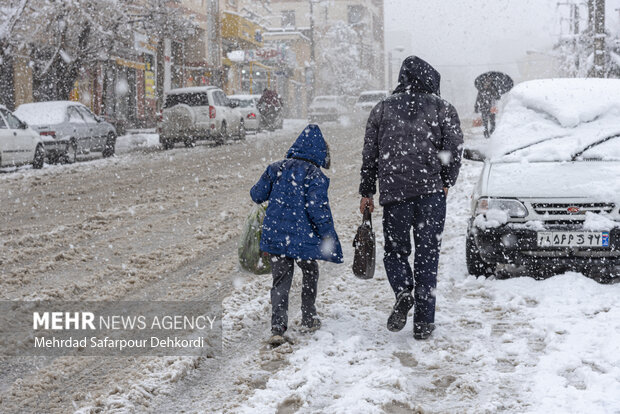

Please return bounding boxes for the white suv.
[465,79,620,283]
[158,87,245,149]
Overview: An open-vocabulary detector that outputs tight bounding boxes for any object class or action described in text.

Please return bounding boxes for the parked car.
[14,101,117,163]
[353,90,388,116]
[308,96,348,123]
[158,86,245,149]
[465,78,620,283]
[228,94,261,132]
[0,105,47,169]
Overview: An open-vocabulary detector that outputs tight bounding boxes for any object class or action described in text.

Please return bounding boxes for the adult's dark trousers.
[383,192,446,324]
[270,255,319,333]
[481,110,496,136]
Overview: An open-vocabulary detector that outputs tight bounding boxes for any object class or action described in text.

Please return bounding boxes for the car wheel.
[63,141,77,164]
[32,145,45,169]
[161,137,174,150]
[238,120,246,140]
[216,122,227,145]
[102,133,116,158]
[466,233,492,276]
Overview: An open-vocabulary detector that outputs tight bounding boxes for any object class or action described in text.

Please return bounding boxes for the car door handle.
[13,131,17,136]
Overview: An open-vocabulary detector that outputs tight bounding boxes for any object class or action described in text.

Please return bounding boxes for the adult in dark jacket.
[251,124,343,345]
[474,85,501,138]
[359,56,463,340]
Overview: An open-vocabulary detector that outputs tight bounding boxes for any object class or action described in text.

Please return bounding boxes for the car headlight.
[475,197,528,218]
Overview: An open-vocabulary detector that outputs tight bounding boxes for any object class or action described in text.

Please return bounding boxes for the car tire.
[238,120,246,140]
[161,137,174,150]
[466,233,492,276]
[102,133,116,158]
[63,141,77,164]
[32,145,45,169]
[184,135,196,148]
[216,122,227,145]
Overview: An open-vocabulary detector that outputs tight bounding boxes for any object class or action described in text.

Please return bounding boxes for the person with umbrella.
[474,72,513,138]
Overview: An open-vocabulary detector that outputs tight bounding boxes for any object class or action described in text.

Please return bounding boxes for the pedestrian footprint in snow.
[251,125,343,346]
[359,56,463,340]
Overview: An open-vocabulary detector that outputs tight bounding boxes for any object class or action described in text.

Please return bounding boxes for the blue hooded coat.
[250,125,343,263]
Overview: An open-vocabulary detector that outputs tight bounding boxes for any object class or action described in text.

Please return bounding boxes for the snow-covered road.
[1,121,619,413]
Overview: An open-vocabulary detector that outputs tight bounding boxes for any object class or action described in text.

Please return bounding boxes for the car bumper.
[470,220,620,270]
[159,128,215,142]
[308,113,340,122]
[42,138,70,158]
[244,118,260,130]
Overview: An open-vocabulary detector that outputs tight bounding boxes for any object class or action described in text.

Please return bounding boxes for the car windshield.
[497,134,620,163]
[164,93,209,108]
[357,93,385,103]
[230,99,254,108]
[312,97,337,105]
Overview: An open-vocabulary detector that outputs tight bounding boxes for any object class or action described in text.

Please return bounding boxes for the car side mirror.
[20,121,28,130]
[463,147,486,162]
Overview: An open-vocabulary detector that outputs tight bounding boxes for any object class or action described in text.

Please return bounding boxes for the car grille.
[531,203,615,216]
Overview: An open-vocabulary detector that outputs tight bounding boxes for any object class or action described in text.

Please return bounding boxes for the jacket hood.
[286,124,329,168]
[393,56,441,96]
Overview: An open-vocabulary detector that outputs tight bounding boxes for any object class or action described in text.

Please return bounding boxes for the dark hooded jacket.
[250,125,343,263]
[359,56,464,206]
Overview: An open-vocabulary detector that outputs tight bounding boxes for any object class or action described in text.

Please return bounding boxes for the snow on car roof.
[508,78,620,128]
[359,90,388,95]
[167,86,217,94]
[14,101,84,126]
[228,94,260,100]
[487,78,620,162]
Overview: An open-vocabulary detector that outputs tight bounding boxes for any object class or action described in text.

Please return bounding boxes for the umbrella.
[475,71,514,95]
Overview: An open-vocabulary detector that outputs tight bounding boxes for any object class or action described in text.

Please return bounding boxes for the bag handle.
[362,206,372,229]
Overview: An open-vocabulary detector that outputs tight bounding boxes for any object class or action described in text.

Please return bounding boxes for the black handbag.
[352,207,376,279]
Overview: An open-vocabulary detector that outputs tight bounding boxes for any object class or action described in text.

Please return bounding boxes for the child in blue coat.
[251,124,343,345]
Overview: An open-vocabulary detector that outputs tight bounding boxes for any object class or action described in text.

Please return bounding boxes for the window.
[281,10,295,28]
[1,109,25,129]
[213,91,227,106]
[348,5,364,24]
[0,110,8,129]
[67,107,84,123]
[77,106,98,123]
[164,93,210,108]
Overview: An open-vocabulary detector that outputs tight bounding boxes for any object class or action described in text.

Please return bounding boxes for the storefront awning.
[222,12,264,49]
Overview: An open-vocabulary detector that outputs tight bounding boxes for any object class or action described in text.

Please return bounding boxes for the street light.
[387,46,405,90]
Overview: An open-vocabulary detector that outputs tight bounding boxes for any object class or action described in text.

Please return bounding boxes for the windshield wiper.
[502,134,569,157]
[571,133,620,161]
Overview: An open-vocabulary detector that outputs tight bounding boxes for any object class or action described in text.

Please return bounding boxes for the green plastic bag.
[238,204,272,274]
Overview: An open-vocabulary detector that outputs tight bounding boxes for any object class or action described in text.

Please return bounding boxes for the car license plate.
[537,231,610,247]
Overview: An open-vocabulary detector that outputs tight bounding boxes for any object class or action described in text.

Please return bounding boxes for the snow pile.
[473,209,508,229]
[14,101,75,126]
[488,78,620,162]
[582,212,620,231]
[508,78,620,128]
[115,133,160,151]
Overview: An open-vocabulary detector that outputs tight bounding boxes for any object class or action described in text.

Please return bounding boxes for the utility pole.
[592,0,606,77]
[309,0,316,100]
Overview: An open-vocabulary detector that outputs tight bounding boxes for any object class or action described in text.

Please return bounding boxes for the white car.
[0,105,46,169]
[465,79,620,282]
[353,90,388,116]
[158,86,245,149]
[228,94,261,132]
[308,96,348,123]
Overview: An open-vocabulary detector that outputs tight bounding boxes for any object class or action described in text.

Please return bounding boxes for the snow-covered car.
[158,86,245,149]
[0,105,46,169]
[353,90,388,116]
[14,101,117,162]
[465,79,620,282]
[228,94,261,132]
[308,96,348,123]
